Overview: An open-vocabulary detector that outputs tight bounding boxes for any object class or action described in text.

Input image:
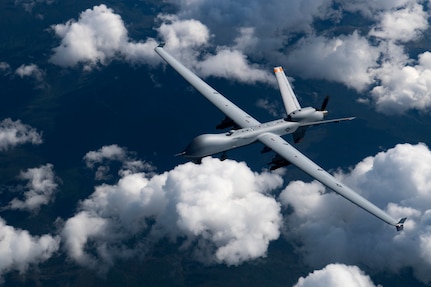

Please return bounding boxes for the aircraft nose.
[182,136,205,158]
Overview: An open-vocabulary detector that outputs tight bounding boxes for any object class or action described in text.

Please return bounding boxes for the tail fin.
[274,67,301,115]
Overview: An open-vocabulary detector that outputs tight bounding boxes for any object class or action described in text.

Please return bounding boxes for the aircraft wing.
[258,132,404,229]
[155,45,261,128]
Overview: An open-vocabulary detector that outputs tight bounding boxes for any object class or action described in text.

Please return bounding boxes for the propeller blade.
[320,95,330,111]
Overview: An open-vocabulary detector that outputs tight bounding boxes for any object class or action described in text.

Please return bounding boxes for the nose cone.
[183,133,232,159]
[183,135,207,158]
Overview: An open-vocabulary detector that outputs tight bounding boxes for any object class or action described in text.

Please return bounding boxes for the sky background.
[1,0,431,286]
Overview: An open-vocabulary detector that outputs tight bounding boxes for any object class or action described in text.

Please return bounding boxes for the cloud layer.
[49,5,276,85]
[62,149,283,270]
[48,2,431,114]
[280,143,431,283]
[2,140,430,284]
[167,0,431,114]
[4,1,431,284]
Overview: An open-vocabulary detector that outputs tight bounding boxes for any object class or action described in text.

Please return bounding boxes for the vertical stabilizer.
[274,67,301,115]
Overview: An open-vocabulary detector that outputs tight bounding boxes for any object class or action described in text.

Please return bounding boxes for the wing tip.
[174,151,186,157]
[155,42,165,52]
[395,217,407,231]
[274,67,283,73]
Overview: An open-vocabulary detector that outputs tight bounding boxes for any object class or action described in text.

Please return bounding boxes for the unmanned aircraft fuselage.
[183,117,349,159]
[155,44,407,231]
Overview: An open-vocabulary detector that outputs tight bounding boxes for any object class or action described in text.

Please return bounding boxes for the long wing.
[259,133,405,229]
[155,46,260,128]
[258,132,404,229]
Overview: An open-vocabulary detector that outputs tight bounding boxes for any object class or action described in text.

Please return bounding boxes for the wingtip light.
[273,67,283,73]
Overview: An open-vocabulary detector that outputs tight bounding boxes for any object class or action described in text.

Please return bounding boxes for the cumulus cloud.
[293,264,380,287]
[8,164,58,213]
[160,0,431,114]
[83,144,128,168]
[156,14,210,51]
[14,64,47,88]
[368,3,428,43]
[49,1,431,113]
[0,218,60,283]
[157,15,276,85]
[286,32,380,92]
[196,48,276,85]
[83,144,153,180]
[50,4,159,70]
[61,156,283,270]
[15,64,44,81]
[0,118,42,151]
[370,50,431,114]
[50,5,275,85]
[280,143,431,283]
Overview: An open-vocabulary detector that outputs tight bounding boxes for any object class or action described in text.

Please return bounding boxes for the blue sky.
[1,1,431,286]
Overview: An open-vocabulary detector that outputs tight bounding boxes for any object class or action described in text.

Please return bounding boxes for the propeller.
[318,95,330,112]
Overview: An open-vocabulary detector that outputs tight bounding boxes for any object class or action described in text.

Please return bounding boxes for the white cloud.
[159,158,283,265]
[286,32,380,92]
[83,144,127,168]
[157,14,210,51]
[338,0,420,19]
[60,211,108,269]
[0,118,42,151]
[157,15,275,85]
[50,5,275,85]
[83,144,153,180]
[0,218,60,283]
[233,27,259,52]
[15,64,43,80]
[369,3,428,43]
[50,4,159,70]
[162,0,431,115]
[61,156,283,270]
[371,50,431,114]
[196,48,276,85]
[15,64,47,88]
[8,164,58,213]
[280,143,431,283]
[48,2,431,113]
[293,264,380,287]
